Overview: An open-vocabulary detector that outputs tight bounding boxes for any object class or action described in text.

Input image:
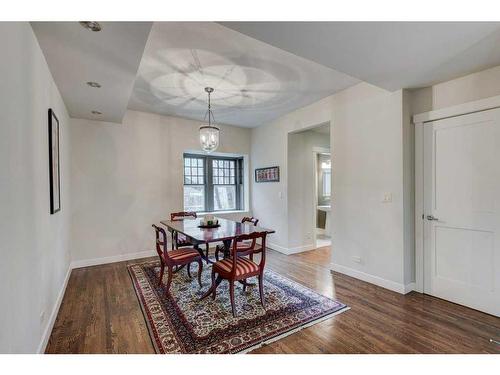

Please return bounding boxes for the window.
[183,156,206,212]
[183,154,244,212]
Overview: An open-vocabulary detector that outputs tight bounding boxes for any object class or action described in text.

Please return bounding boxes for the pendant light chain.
[208,89,212,127]
[207,88,215,127]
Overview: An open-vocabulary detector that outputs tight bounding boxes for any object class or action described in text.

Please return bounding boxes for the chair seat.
[168,248,200,262]
[214,257,259,277]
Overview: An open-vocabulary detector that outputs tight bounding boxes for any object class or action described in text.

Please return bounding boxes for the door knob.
[426,215,439,221]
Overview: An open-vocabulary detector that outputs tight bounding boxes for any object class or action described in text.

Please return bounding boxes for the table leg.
[222,239,232,258]
[195,243,213,264]
[200,275,222,299]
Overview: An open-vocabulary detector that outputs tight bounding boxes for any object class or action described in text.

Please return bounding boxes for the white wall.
[287,130,330,250]
[0,23,72,353]
[330,84,409,289]
[69,110,252,265]
[251,83,414,291]
[411,65,500,114]
[402,90,415,285]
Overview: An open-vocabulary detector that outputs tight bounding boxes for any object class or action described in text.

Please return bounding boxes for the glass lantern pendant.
[199,87,220,153]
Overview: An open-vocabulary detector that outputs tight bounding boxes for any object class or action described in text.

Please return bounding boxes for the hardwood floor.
[45,247,500,354]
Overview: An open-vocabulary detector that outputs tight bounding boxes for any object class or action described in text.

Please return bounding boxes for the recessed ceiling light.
[79,21,102,32]
[86,81,101,88]
[91,110,102,115]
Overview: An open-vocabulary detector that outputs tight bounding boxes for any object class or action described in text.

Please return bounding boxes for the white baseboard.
[268,242,315,255]
[403,282,417,294]
[37,264,72,354]
[70,250,156,269]
[330,263,415,295]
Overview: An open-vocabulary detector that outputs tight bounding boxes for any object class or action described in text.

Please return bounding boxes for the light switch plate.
[352,256,362,263]
[382,193,392,203]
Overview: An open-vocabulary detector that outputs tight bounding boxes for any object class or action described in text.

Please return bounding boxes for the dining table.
[160,216,275,264]
[161,216,275,298]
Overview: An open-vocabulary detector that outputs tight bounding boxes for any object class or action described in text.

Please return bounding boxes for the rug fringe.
[237,306,351,354]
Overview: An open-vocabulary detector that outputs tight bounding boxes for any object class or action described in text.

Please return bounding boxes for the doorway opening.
[286,122,331,252]
[315,151,331,248]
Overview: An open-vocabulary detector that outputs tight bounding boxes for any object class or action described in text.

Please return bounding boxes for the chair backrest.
[152,224,174,265]
[242,216,259,226]
[231,231,267,275]
[170,211,197,221]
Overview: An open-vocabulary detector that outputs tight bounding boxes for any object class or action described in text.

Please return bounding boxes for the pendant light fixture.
[199,87,220,153]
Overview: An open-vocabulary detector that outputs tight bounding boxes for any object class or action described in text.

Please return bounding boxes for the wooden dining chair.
[209,231,267,317]
[152,224,203,294]
[242,216,259,226]
[170,211,211,264]
[214,217,260,261]
[170,211,197,249]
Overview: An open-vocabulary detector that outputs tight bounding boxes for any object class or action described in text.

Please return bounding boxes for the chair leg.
[165,267,173,295]
[258,273,265,308]
[229,281,237,317]
[158,262,165,286]
[211,269,217,300]
[242,279,247,293]
[187,262,192,278]
[197,259,203,288]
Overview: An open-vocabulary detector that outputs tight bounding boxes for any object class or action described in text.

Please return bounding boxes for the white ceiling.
[31,22,152,123]
[128,22,359,127]
[221,22,500,91]
[32,22,500,127]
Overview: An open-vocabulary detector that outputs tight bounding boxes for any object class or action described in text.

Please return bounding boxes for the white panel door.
[423,108,500,317]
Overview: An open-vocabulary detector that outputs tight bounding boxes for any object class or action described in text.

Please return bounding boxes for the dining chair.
[170,211,197,249]
[242,216,259,226]
[152,224,203,294]
[170,211,211,264]
[209,231,267,317]
[214,216,260,261]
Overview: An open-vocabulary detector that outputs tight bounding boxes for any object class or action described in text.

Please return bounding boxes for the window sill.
[197,210,249,216]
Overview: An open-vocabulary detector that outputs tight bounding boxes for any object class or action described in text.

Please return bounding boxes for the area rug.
[128,260,348,354]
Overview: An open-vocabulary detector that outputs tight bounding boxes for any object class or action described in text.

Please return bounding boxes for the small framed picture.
[255,166,280,183]
[48,108,61,214]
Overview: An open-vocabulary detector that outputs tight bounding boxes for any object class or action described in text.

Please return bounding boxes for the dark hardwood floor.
[45,247,500,354]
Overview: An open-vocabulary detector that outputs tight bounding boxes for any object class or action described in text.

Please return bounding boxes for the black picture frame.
[48,108,61,214]
[255,166,280,183]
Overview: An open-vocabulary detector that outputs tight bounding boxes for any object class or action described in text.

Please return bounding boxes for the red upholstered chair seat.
[168,248,200,262]
[213,257,259,277]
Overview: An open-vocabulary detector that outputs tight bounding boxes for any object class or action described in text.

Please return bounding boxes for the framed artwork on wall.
[48,108,61,214]
[255,166,280,183]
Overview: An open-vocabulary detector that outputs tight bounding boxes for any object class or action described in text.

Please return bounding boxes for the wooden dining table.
[161,217,275,299]
[160,216,275,264]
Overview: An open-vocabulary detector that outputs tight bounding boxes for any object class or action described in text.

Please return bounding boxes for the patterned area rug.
[128,260,348,354]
